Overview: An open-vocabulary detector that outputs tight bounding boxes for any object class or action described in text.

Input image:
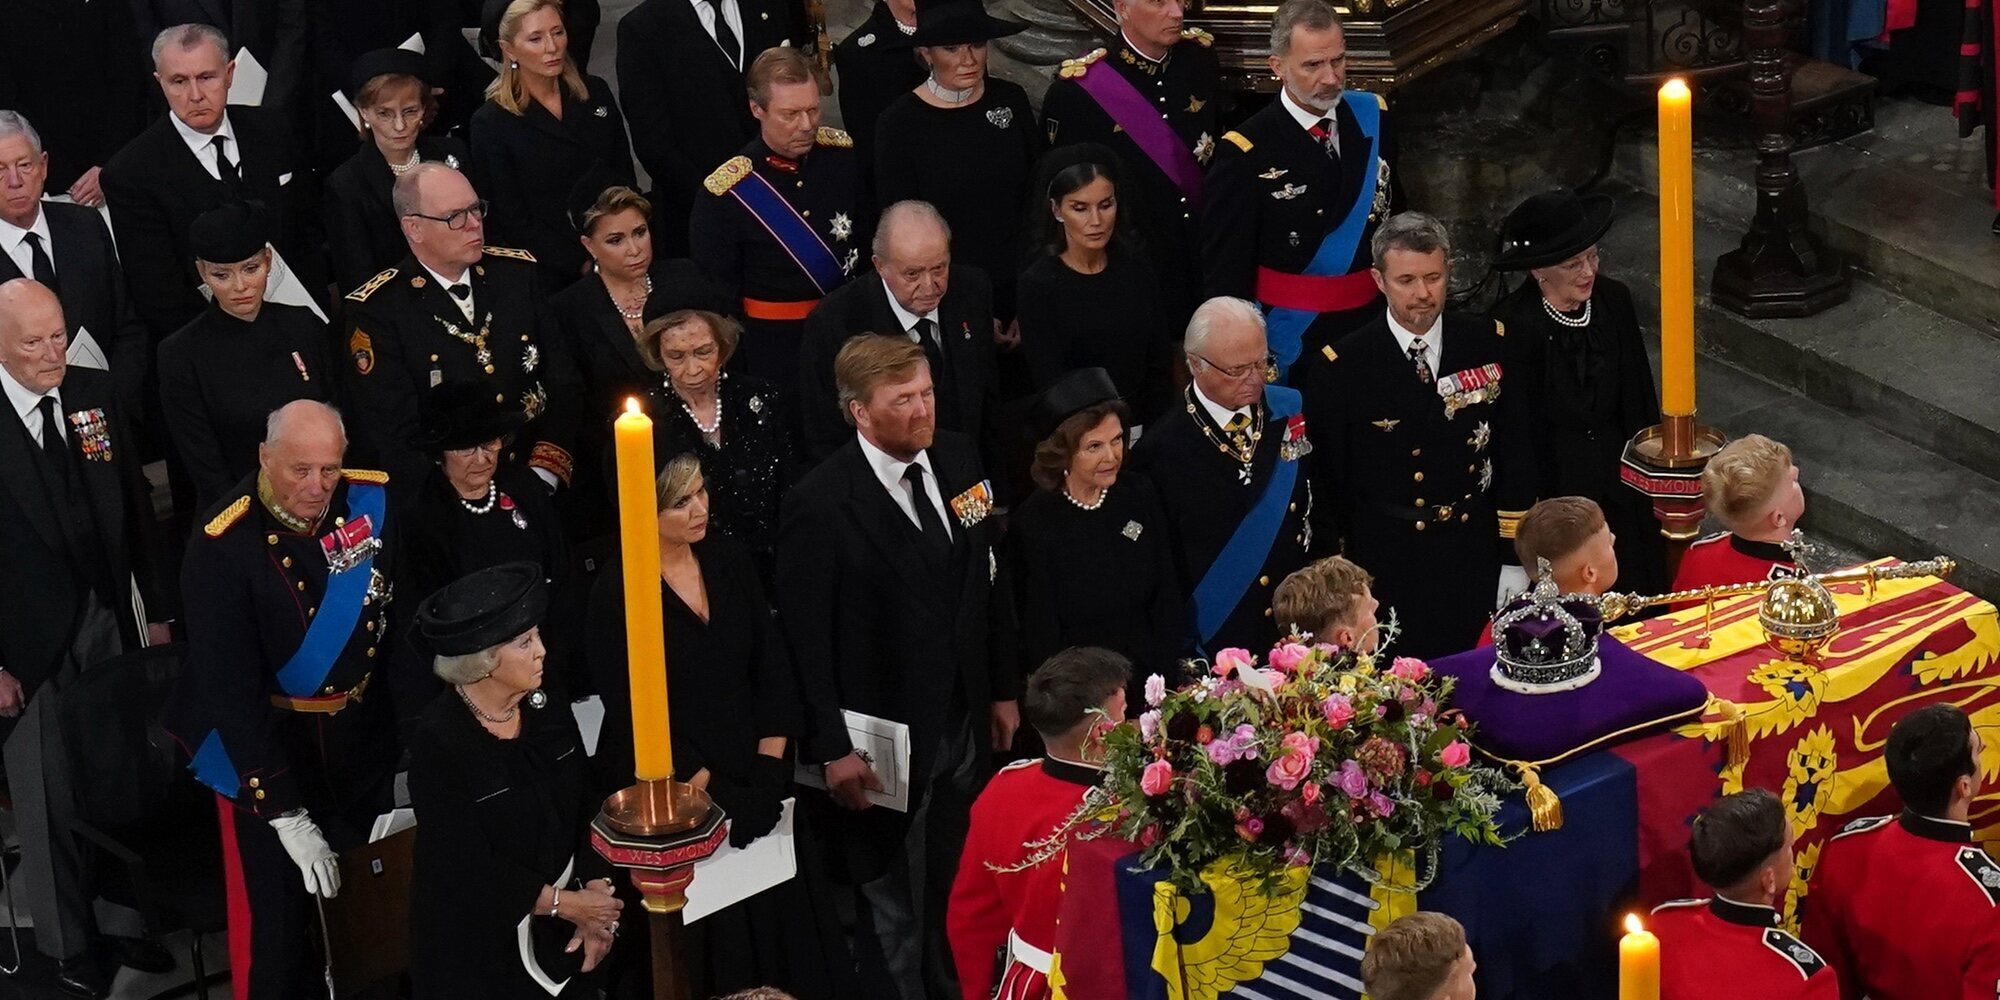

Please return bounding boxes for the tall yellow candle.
[1619,913,1660,1000]
[1657,78,1696,418]
[614,397,673,781]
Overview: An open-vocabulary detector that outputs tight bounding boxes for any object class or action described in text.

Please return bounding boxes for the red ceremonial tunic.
[1670,533,1797,592]
[946,756,1100,1000]
[1800,812,2000,1000]
[1653,896,1838,1000]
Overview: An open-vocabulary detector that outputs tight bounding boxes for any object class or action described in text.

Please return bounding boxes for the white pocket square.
[278,171,294,186]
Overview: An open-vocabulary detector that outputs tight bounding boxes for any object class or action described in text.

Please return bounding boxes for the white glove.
[532,467,559,492]
[269,811,341,898]
[1496,564,1531,608]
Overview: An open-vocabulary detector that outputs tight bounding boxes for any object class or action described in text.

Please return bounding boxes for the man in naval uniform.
[1199,0,1401,381]
[341,162,578,495]
[1130,296,1315,658]
[166,400,401,1000]
[692,45,869,389]
[1041,0,1223,332]
[1301,213,1531,659]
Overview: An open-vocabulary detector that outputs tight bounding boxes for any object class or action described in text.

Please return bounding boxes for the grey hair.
[152,23,231,71]
[872,200,951,259]
[1269,0,1342,58]
[0,112,44,156]
[392,161,466,218]
[264,399,346,447]
[1183,296,1265,353]
[1370,211,1451,270]
[433,647,503,685]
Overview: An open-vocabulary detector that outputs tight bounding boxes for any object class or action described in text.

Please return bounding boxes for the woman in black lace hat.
[1490,188,1667,594]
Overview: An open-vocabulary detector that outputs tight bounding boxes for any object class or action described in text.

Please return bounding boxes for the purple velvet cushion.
[1429,635,1709,762]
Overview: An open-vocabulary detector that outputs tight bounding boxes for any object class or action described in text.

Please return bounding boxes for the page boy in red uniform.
[1476,495,1619,647]
[1673,434,1804,591]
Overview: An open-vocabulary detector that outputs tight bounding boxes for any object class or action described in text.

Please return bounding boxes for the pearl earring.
[510,60,519,70]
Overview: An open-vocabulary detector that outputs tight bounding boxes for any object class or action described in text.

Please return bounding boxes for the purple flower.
[1144,673,1167,707]
[1139,709,1161,743]
[1333,760,1370,799]
[1205,724,1261,766]
[1365,791,1397,818]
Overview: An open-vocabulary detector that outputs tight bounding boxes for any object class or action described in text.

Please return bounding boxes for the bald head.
[396,163,486,274]
[259,401,347,525]
[0,278,69,394]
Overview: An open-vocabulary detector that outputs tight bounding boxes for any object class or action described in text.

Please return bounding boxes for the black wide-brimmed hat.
[189,202,269,264]
[415,380,527,454]
[346,47,430,101]
[1028,367,1120,441]
[1493,188,1614,271]
[414,561,549,656]
[886,0,1026,49]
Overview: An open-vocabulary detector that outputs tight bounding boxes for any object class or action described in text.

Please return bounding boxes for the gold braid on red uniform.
[530,442,574,486]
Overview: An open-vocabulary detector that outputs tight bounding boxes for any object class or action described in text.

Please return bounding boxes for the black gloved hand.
[708,771,782,848]
[750,752,792,795]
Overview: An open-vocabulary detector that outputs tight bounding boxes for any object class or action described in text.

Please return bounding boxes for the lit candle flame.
[1624,913,1644,935]
[625,396,641,416]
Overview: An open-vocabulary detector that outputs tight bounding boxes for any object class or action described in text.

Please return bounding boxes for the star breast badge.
[1194,132,1215,164]
[830,212,854,242]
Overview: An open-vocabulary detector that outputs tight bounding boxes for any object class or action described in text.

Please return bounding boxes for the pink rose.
[1144,673,1167,707]
[1140,824,1162,847]
[1139,710,1161,743]
[1140,759,1174,797]
[1265,732,1317,790]
[1388,657,1430,682]
[1441,740,1472,769]
[1212,647,1254,677]
[1283,846,1311,867]
[1302,781,1322,805]
[1333,759,1369,799]
[1365,791,1396,818]
[1268,642,1312,674]
[1321,694,1355,728]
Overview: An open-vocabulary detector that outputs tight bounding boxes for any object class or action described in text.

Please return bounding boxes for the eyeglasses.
[1189,351,1279,382]
[1551,249,1601,278]
[405,200,489,231]
[366,106,426,127]
[445,441,503,458]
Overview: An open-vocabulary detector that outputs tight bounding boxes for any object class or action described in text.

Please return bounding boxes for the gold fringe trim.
[1517,764,1563,832]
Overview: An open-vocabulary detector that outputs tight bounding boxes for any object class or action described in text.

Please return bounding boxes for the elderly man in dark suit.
[0,112,150,425]
[616,0,797,255]
[0,278,163,998]
[102,22,325,346]
[799,199,998,464]
[129,0,310,121]
[776,334,1017,1000]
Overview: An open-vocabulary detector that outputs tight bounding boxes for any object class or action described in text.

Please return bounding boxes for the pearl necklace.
[459,481,498,514]
[387,150,422,176]
[1542,296,1593,328]
[926,77,976,104]
[1063,481,1109,510]
[680,388,722,436]
[457,684,517,724]
[609,274,652,321]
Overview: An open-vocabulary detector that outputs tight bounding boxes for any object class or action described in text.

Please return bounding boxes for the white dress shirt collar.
[1385,308,1442,379]
[421,260,475,320]
[0,207,53,277]
[687,0,746,65]
[1279,87,1333,132]
[1120,29,1167,65]
[0,361,61,441]
[170,110,239,179]
[1190,379,1248,430]
[882,280,940,338]
[856,431,951,536]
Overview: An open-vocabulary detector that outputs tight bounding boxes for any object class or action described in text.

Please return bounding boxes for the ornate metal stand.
[592,779,728,1000]
[1621,413,1727,581]
[1709,0,1849,317]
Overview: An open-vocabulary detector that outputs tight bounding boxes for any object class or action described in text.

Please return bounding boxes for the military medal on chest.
[1187,389,1262,486]
[437,310,497,374]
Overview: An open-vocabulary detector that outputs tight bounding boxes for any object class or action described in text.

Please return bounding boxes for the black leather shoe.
[53,956,109,1000]
[111,935,175,974]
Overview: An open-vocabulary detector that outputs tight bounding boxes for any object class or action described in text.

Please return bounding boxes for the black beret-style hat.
[415,561,550,656]
[1028,367,1120,442]
[188,202,269,265]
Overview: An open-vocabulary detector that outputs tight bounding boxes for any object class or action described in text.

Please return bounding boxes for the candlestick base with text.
[1621,416,1727,581]
[593,781,728,1000]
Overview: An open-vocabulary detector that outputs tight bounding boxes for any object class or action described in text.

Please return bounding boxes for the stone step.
[1596,184,2000,488]
[1613,97,2000,334]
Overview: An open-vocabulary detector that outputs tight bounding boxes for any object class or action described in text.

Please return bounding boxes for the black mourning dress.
[157,302,336,508]
[644,373,800,583]
[873,78,1043,319]
[1493,275,1668,593]
[1016,244,1176,426]
[408,690,609,999]
[584,533,839,999]
[1009,475,1190,710]
[324,135,474,292]
[401,465,579,699]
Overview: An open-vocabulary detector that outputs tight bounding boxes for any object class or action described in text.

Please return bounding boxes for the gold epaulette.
[204,495,251,537]
[1375,92,1388,110]
[1058,47,1108,78]
[814,126,853,149]
[1179,27,1213,47]
[1222,130,1251,153]
[483,245,536,263]
[1496,510,1527,540]
[342,468,390,485]
[345,268,397,303]
[1494,320,1506,338]
[1321,345,1338,362]
[704,156,754,196]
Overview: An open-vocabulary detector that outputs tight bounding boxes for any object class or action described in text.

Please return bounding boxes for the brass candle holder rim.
[1627,418,1726,470]
[601,777,714,837]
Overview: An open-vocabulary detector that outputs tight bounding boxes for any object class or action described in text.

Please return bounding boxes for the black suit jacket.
[616,0,796,223]
[0,0,151,192]
[775,431,1016,776]
[130,0,311,118]
[830,3,925,166]
[324,135,472,292]
[798,266,999,463]
[101,107,327,342]
[0,203,151,421]
[0,367,149,693]
[469,77,636,284]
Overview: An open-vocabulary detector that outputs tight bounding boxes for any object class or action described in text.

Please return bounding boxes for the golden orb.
[1758,577,1839,662]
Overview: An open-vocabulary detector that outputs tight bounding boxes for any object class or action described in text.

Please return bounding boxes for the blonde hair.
[833,335,927,428]
[578,184,651,237]
[1361,912,1467,1000]
[1272,556,1373,638]
[1701,434,1794,532]
[654,453,704,514]
[485,0,589,116]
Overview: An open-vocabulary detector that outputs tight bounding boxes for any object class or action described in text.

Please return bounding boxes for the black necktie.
[22,232,56,291]
[210,135,241,192]
[901,462,950,558]
[1310,117,1338,160]
[704,0,742,70]
[37,396,67,474]
[913,317,946,380]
